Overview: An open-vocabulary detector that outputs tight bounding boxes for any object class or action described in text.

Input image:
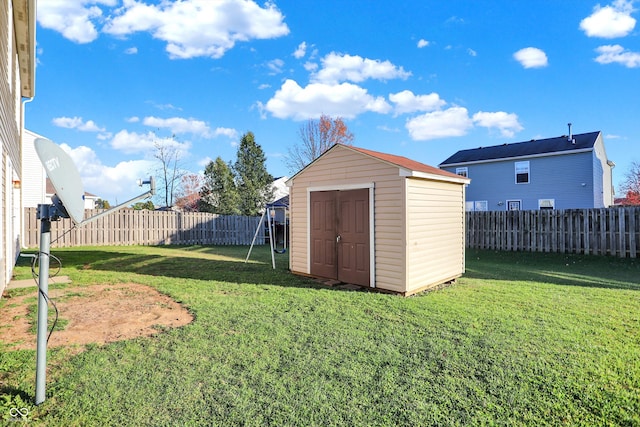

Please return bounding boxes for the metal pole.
[266,208,276,269]
[35,217,51,405]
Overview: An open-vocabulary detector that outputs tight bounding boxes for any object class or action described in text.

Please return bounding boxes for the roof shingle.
[439,131,601,166]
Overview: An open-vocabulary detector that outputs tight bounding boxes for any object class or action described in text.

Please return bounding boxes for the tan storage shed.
[286,144,471,296]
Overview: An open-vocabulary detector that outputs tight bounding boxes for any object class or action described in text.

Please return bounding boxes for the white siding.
[21,129,46,207]
[1,0,25,292]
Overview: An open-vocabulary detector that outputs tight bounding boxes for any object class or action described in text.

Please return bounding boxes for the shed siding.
[288,145,406,292]
[405,178,465,293]
[443,152,595,210]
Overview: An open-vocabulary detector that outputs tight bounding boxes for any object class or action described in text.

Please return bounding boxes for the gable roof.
[288,144,469,185]
[439,131,601,166]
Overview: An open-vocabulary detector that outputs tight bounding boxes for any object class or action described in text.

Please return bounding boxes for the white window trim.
[456,167,468,178]
[474,200,488,211]
[538,199,555,210]
[515,161,530,184]
[506,200,522,211]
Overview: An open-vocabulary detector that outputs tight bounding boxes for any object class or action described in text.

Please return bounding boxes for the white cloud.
[472,111,523,138]
[125,46,138,54]
[198,156,214,168]
[304,62,319,72]
[293,41,307,58]
[468,48,477,57]
[126,116,140,123]
[417,39,430,48]
[594,44,640,67]
[513,47,548,68]
[312,52,412,84]
[389,90,446,115]
[59,143,154,204]
[213,127,239,139]
[52,116,106,132]
[266,58,285,74]
[103,0,289,59]
[110,130,189,155]
[263,79,391,120]
[142,116,213,138]
[36,1,110,44]
[405,107,473,140]
[580,0,636,38]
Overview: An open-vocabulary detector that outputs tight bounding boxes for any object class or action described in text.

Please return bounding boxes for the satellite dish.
[34,138,85,225]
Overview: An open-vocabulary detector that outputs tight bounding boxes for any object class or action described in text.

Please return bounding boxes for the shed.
[286,144,471,296]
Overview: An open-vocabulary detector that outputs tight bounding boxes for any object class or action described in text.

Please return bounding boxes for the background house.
[45,179,99,210]
[1,0,35,294]
[287,144,469,296]
[439,131,614,211]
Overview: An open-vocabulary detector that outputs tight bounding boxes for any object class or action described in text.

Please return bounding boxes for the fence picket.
[23,208,264,248]
[465,207,639,258]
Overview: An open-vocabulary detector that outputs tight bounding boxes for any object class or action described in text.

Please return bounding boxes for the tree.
[619,161,640,205]
[131,200,155,210]
[199,157,240,215]
[174,173,203,212]
[95,199,111,209]
[234,132,273,216]
[153,134,186,208]
[285,114,354,173]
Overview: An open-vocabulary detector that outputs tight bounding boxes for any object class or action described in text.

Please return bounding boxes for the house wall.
[288,145,406,292]
[22,129,46,208]
[442,151,596,210]
[1,0,24,291]
[405,178,466,294]
[592,134,613,207]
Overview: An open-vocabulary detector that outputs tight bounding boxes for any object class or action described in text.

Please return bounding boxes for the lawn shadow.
[22,247,346,292]
[464,249,640,291]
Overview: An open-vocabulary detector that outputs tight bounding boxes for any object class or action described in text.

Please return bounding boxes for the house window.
[465,201,475,212]
[474,201,488,211]
[506,200,521,211]
[456,167,468,178]
[538,199,555,210]
[515,161,530,184]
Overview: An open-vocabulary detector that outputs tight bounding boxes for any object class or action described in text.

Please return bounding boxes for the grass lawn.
[1,246,639,426]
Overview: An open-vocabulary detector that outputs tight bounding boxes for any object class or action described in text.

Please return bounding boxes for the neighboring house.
[287,144,469,296]
[270,176,289,203]
[439,131,615,211]
[269,177,289,224]
[1,0,35,294]
[45,179,99,209]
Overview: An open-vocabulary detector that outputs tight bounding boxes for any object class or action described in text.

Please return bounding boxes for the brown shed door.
[310,189,370,286]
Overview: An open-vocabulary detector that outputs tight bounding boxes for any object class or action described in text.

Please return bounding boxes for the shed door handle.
[336,235,341,242]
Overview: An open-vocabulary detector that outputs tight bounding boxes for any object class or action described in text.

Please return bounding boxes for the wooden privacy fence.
[23,208,264,248]
[466,207,640,258]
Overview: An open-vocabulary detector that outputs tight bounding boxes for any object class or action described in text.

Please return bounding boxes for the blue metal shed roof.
[439,131,601,166]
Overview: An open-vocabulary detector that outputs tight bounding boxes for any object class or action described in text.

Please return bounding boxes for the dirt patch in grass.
[0,283,193,351]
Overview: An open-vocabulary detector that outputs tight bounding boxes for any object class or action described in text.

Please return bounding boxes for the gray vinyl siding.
[443,152,597,210]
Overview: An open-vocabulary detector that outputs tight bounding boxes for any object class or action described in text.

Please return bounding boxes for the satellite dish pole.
[34,203,55,405]
[33,138,155,405]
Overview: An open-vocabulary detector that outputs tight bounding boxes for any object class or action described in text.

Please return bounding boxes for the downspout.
[20,0,37,249]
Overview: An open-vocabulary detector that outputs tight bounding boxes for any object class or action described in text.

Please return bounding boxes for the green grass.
[1,246,639,426]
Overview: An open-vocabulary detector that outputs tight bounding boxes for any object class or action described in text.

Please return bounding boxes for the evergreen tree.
[199,157,240,215]
[234,132,273,216]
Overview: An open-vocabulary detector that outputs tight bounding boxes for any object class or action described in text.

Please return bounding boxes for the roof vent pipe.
[567,123,575,144]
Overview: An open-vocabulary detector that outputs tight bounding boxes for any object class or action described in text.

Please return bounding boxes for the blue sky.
[26,0,640,204]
